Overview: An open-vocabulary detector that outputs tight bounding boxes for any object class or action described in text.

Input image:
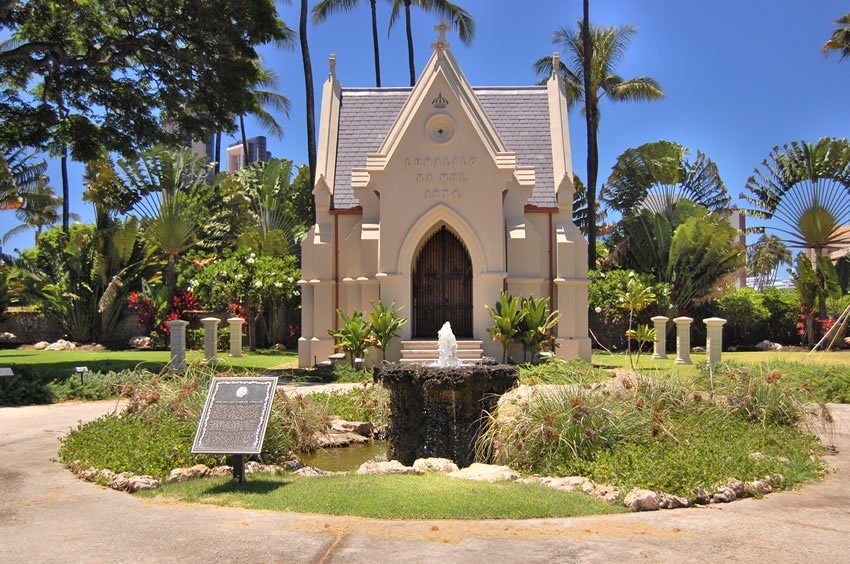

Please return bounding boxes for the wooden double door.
[412,226,473,338]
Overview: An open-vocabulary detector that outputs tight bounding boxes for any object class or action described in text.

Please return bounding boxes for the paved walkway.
[1,399,848,562]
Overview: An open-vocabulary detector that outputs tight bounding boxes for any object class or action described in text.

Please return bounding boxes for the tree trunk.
[60,149,70,234]
[370,0,382,87]
[405,0,415,86]
[300,0,318,192]
[239,114,249,166]
[166,254,177,311]
[582,0,598,270]
[214,131,222,174]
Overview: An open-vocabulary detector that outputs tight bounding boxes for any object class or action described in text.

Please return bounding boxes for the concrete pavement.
[1,398,848,562]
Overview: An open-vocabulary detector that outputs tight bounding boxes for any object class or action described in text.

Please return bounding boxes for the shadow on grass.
[204,478,292,495]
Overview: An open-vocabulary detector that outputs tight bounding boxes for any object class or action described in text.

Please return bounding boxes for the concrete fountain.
[374,322,518,467]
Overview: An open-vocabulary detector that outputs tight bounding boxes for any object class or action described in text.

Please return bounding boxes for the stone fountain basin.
[374,363,519,468]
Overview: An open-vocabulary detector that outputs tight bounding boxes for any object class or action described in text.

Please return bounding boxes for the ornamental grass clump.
[479,374,826,497]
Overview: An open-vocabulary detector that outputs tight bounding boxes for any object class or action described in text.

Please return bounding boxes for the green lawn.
[0,348,297,379]
[139,473,627,519]
[593,350,850,372]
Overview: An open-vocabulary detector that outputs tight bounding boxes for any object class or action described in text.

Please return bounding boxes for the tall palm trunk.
[166,253,177,309]
[582,0,598,270]
[370,0,382,87]
[301,0,317,190]
[404,0,415,86]
[214,131,222,174]
[239,114,249,166]
[60,149,70,234]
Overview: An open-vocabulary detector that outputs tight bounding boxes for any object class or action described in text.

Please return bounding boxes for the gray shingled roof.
[332,86,557,209]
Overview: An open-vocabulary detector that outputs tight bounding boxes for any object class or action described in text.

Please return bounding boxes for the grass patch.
[519,358,611,385]
[701,360,850,404]
[138,473,628,519]
[0,349,297,406]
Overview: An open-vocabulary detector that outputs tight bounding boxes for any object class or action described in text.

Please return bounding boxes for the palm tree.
[313,0,384,87]
[748,234,792,290]
[1,146,48,211]
[603,140,729,215]
[535,23,664,269]
[823,12,850,60]
[741,137,850,323]
[239,68,292,166]
[388,0,476,86]
[300,0,318,192]
[116,146,215,303]
[1,181,70,245]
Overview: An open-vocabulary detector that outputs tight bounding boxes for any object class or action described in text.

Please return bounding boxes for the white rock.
[691,346,706,353]
[316,432,370,448]
[33,341,49,350]
[96,469,116,483]
[127,475,160,493]
[624,488,659,511]
[744,480,774,496]
[413,458,459,473]
[447,463,519,482]
[294,466,346,478]
[755,340,782,351]
[164,464,209,484]
[657,492,690,509]
[108,472,134,491]
[330,418,373,437]
[749,452,768,461]
[245,461,279,474]
[128,336,152,350]
[45,339,76,351]
[356,460,422,476]
[0,332,19,344]
[208,466,233,478]
[711,486,737,503]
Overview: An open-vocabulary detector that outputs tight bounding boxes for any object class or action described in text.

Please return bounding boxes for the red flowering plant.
[158,291,200,335]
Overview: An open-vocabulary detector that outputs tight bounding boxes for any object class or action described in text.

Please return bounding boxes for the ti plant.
[617,276,657,368]
[518,295,560,363]
[624,324,656,370]
[328,309,374,369]
[368,300,408,363]
[485,291,527,364]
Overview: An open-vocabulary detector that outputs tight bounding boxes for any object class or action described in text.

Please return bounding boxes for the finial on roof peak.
[432,19,451,51]
[552,52,560,79]
[329,54,337,79]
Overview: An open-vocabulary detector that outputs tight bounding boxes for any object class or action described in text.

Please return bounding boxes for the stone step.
[400,340,482,350]
[398,358,484,365]
[400,350,483,359]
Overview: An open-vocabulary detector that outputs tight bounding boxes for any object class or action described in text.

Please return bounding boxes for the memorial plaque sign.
[192,377,278,455]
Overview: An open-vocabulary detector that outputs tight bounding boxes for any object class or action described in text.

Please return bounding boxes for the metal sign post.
[191,376,278,486]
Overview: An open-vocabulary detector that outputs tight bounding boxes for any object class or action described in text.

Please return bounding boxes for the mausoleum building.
[298,25,590,366]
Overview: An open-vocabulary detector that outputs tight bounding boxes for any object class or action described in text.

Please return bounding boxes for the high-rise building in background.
[226,136,272,172]
[190,135,217,165]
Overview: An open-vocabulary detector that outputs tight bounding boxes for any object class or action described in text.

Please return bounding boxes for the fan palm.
[313,0,384,86]
[823,12,850,61]
[741,137,850,324]
[603,140,729,215]
[535,23,664,269]
[117,146,214,302]
[388,0,476,86]
[748,234,792,290]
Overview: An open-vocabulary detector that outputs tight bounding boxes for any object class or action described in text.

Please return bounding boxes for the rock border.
[67,456,787,512]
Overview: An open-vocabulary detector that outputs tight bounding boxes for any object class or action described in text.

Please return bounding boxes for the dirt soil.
[1,398,848,563]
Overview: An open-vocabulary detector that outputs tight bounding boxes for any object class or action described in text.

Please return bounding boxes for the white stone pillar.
[673,316,693,365]
[167,319,189,373]
[651,316,669,360]
[704,317,727,365]
[201,317,220,364]
[228,317,245,358]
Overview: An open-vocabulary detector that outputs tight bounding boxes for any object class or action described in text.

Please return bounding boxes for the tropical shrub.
[715,287,771,345]
[518,296,559,363]
[328,309,373,367]
[191,249,300,349]
[368,301,407,363]
[588,269,670,350]
[485,292,526,363]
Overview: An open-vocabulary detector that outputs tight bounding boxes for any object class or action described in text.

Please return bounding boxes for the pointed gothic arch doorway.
[412,225,473,338]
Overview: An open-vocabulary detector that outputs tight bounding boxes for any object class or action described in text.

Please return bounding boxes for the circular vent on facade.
[425,113,456,144]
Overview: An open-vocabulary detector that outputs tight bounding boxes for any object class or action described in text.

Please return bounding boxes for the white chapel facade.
[298,25,591,366]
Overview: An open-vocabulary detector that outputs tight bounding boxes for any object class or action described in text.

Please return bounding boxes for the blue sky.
[3,0,849,254]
